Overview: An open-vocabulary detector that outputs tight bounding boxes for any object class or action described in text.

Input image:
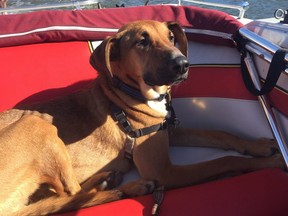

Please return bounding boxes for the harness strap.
[113,104,169,161]
[123,135,135,161]
[152,185,165,216]
[111,84,177,215]
[112,102,178,161]
[112,105,169,139]
[166,96,180,129]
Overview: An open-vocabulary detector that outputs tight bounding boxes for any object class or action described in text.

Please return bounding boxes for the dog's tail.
[14,189,123,216]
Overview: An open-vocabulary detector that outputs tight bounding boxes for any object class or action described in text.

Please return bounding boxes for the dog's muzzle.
[171,55,189,75]
[144,55,189,86]
[170,55,189,84]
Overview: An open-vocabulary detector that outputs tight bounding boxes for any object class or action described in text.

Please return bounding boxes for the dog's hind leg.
[16,179,155,216]
[29,115,82,198]
[0,115,80,213]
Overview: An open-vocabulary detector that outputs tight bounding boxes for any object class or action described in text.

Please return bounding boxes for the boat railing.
[0,0,100,14]
[239,28,288,74]
[239,27,288,168]
[178,0,249,19]
[1,0,249,18]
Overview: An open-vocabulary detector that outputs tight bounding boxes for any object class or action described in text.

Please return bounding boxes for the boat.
[0,1,288,215]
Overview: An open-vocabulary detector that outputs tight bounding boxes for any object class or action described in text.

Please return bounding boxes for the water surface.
[6,0,288,19]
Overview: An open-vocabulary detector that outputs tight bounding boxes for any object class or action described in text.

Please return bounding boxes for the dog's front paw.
[245,138,279,157]
[99,171,124,190]
[118,180,155,197]
[267,153,286,170]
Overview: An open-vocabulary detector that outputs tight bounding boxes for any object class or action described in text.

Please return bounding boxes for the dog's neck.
[107,76,178,161]
[146,99,168,115]
[112,77,169,115]
[112,77,167,103]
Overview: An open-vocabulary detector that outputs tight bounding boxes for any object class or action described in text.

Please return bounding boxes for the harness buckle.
[113,108,134,134]
[128,130,138,138]
[157,93,167,102]
[113,108,125,121]
[124,135,135,161]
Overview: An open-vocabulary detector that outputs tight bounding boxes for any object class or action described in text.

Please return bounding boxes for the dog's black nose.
[172,56,189,74]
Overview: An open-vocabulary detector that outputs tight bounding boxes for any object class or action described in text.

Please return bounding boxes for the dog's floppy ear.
[90,35,121,79]
[166,22,188,57]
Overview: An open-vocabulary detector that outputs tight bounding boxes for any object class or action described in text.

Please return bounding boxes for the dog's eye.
[137,32,150,48]
[137,37,150,47]
[169,32,175,44]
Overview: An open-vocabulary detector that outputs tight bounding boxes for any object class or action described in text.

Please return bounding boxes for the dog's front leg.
[133,131,284,189]
[170,128,279,157]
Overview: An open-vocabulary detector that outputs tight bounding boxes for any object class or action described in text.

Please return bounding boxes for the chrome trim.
[239,28,288,62]
[245,44,288,75]
[179,0,249,19]
[239,28,288,75]
[184,28,232,40]
[240,27,288,166]
[0,0,99,14]
[244,53,288,168]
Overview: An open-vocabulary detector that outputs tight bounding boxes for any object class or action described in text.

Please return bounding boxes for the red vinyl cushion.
[1,5,287,116]
[0,42,256,112]
[0,9,288,216]
[2,41,288,117]
[0,5,243,47]
[172,65,288,116]
[268,88,288,117]
[0,41,96,112]
[173,66,256,100]
[56,168,288,216]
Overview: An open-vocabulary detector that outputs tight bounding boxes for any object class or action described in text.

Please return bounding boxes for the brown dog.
[0,20,284,215]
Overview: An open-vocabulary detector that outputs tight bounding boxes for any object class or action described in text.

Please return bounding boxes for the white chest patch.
[146,99,169,117]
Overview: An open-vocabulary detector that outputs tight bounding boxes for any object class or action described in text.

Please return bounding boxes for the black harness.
[111,77,179,161]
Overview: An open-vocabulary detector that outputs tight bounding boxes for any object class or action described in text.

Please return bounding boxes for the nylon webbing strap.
[112,105,168,138]
[113,77,147,102]
[152,185,165,216]
[241,48,287,96]
[112,98,178,161]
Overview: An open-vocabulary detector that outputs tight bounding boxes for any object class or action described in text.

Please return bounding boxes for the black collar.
[112,77,167,102]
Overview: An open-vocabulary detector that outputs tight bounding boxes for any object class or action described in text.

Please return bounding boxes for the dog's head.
[90,20,189,100]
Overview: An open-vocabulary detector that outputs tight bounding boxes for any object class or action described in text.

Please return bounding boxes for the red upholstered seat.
[0,41,96,111]
[56,169,288,216]
[1,5,288,216]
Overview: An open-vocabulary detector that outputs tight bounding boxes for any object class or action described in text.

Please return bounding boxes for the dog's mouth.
[144,71,188,87]
[171,73,188,84]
